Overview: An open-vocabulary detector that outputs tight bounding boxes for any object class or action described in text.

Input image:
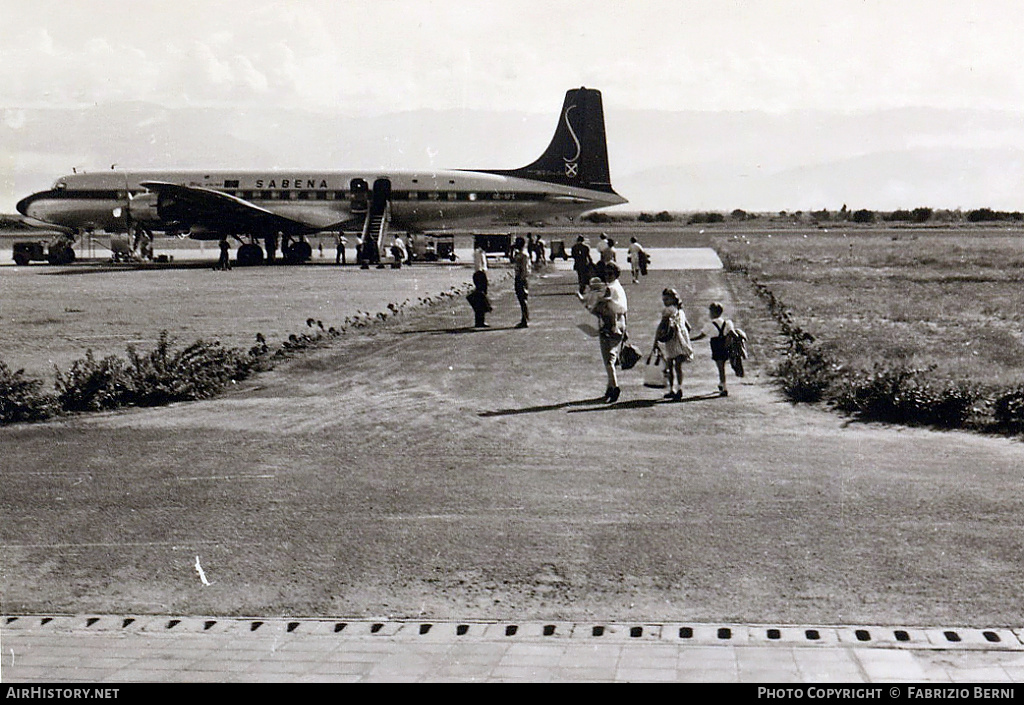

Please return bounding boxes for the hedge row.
[1,335,263,424]
[0,316,365,425]
[739,271,1024,435]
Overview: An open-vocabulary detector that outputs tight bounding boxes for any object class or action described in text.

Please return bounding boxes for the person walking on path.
[571,235,593,294]
[627,236,646,284]
[264,232,278,265]
[654,288,694,401]
[579,262,627,402]
[468,244,492,328]
[595,233,610,280]
[335,233,347,265]
[215,236,231,271]
[599,237,617,281]
[390,235,406,269]
[690,301,738,397]
[513,236,531,328]
[534,235,546,266]
[599,264,628,402]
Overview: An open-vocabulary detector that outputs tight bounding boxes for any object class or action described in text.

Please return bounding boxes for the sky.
[3,0,1024,211]
[4,0,1024,114]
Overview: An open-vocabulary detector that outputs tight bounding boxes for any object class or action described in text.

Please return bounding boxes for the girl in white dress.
[655,288,693,401]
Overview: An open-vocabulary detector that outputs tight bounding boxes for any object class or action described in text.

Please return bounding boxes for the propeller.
[112,191,138,244]
[113,169,133,230]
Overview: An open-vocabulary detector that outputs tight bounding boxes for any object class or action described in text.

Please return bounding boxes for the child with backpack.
[690,301,745,397]
[653,288,693,401]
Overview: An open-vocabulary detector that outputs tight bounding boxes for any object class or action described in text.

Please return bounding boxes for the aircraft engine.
[126,192,162,224]
[186,225,223,241]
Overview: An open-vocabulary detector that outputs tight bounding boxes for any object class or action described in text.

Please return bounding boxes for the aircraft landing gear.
[235,242,265,267]
[283,239,312,264]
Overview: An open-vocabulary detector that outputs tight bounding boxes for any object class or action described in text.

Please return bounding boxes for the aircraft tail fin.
[481,87,618,194]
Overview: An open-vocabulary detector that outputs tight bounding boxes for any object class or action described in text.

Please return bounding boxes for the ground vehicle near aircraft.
[549,239,569,260]
[16,88,625,266]
[407,234,456,262]
[473,233,514,261]
[12,238,76,266]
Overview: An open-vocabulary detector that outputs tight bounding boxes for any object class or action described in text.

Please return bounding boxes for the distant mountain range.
[3,102,1023,213]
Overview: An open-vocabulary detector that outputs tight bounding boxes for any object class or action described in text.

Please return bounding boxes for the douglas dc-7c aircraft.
[16,87,626,265]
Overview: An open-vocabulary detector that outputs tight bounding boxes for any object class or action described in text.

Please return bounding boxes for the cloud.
[3,0,1024,114]
[4,109,27,130]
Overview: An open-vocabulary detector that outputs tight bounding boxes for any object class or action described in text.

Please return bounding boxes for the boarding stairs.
[362,202,392,253]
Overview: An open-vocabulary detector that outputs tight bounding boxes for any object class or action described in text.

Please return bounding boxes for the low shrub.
[0,361,56,423]
[831,365,981,427]
[993,386,1024,432]
[638,211,676,222]
[48,332,267,415]
[745,274,842,403]
[773,342,839,403]
[687,212,725,224]
[125,332,263,406]
[719,235,1024,435]
[54,351,133,412]
[0,299,409,425]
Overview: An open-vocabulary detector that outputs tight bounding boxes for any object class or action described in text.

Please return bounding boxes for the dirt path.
[2,264,1021,626]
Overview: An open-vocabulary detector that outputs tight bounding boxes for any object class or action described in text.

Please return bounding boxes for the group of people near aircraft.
[570,232,650,292]
[465,231,747,404]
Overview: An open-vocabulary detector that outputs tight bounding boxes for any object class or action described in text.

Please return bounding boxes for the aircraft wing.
[139,181,321,235]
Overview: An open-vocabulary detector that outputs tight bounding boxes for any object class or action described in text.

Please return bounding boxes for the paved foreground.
[4,616,1024,683]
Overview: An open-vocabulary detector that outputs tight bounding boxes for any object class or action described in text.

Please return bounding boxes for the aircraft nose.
[15,194,34,216]
[15,191,44,217]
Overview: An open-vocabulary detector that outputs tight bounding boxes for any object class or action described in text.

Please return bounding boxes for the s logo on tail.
[563,104,581,178]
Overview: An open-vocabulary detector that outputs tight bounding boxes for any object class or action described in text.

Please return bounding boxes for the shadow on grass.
[46,261,216,275]
[479,396,607,417]
[399,326,515,336]
[567,391,722,413]
[480,391,723,417]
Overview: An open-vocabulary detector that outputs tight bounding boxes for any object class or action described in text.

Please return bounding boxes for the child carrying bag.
[643,346,668,388]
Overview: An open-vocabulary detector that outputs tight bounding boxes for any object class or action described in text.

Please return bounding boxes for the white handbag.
[643,347,668,388]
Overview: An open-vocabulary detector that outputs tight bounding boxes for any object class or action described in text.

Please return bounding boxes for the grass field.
[713,226,1024,431]
[0,258,481,380]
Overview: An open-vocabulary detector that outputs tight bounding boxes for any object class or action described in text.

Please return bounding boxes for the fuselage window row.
[45,189,548,203]
[226,190,540,202]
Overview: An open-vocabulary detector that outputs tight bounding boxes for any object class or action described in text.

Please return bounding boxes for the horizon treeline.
[584,205,1024,225]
